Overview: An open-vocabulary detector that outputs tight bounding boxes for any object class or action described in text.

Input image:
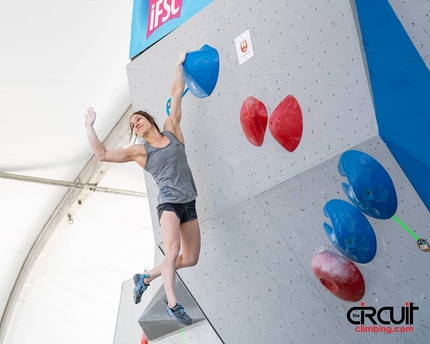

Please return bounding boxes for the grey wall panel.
[126,0,378,245]
[388,0,430,68]
[152,325,222,344]
[178,195,350,343]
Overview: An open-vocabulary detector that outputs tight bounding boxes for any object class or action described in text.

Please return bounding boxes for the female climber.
[85,52,200,326]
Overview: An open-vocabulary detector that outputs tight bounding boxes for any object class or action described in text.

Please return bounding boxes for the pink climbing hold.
[240,96,268,146]
[269,95,303,152]
[311,250,365,302]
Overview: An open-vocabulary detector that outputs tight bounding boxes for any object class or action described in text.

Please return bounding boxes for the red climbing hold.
[311,250,365,302]
[269,95,303,152]
[141,331,148,344]
[240,96,268,146]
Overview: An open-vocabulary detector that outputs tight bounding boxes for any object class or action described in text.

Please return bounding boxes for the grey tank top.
[143,131,198,205]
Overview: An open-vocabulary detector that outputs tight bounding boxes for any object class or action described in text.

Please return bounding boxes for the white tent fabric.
[4,163,154,343]
[0,1,154,343]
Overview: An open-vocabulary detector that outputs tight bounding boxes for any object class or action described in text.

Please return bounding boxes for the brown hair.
[129,110,161,142]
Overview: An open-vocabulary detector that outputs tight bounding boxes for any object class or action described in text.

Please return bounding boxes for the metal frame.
[0,105,141,341]
[0,171,147,198]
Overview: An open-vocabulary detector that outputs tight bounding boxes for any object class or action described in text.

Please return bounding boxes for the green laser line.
[392,215,420,240]
[180,328,187,344]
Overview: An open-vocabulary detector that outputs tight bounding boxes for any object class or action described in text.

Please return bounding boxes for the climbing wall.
[353,0,430,211]
[126,0,430,342]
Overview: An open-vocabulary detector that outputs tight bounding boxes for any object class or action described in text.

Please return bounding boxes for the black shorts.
[157,200,198,224]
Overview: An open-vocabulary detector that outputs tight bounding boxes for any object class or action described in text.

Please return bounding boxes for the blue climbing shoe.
[133,271,150,304]
[165,300,192,325]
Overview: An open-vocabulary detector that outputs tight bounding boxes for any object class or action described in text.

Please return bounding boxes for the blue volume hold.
[338,150,397,219]
[183,44,219,98]
[323,199,377,264]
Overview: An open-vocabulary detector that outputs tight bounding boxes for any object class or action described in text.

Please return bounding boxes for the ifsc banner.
[129,0,214,59]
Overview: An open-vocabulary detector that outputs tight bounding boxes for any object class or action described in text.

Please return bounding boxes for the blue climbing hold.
[338,150,398,219]
[166,88,189,115]
[323,199,377,264]
[183,44,219,98]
